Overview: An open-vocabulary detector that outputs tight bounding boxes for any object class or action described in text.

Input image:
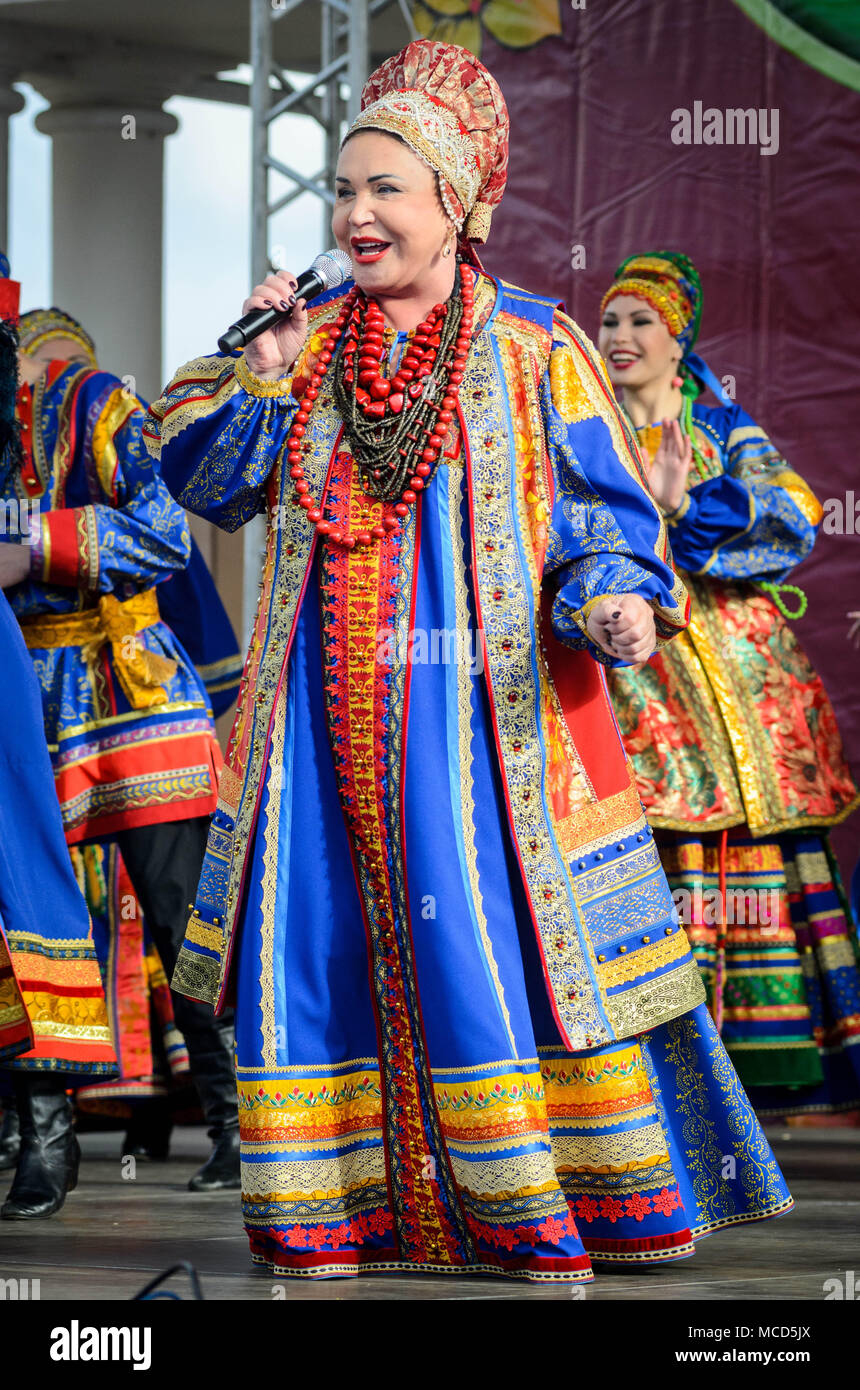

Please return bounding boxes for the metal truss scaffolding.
[243,0,413,641]
[249,0,415,280]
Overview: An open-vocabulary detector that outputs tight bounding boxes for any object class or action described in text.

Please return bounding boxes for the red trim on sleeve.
[41,508,84,587]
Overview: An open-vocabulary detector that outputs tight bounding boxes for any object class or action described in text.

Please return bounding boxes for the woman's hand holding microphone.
[241,271,309,381]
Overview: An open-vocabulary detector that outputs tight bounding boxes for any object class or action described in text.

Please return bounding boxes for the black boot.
[122,1097,173,1161]
[0,1099,20,1170]
[1,1073,80,1219]
[186,1023,241,1192]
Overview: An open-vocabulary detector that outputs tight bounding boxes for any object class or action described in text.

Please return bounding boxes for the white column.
[0,74,25,253]
[34,103,178,402]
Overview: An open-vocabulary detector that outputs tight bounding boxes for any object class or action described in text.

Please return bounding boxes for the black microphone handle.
[217,267,327,354]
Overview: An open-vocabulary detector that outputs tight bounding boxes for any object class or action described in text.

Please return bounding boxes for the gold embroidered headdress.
[18,307,97,366]
[343,39,510,244]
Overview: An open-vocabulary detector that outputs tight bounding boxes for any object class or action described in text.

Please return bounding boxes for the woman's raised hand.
[646,418,693,513]
[586,594,657,665]
[241,271,310,380]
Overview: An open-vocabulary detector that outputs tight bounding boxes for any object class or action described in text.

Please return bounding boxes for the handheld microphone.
[217,249,352,354]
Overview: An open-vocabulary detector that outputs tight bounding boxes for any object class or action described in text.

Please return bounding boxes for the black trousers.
[113,817,234,1063]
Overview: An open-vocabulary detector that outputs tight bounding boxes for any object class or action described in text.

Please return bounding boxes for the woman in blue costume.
[0,589,118,1219]
[0,262,115,1218]
[17,305,244,721]
[145,41,791,1283]
[12,308,243,1164]
[599,252,860,1117]
[3,302,244,1191]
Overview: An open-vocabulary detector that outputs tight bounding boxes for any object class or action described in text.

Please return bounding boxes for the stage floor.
[0,1126,856,1300]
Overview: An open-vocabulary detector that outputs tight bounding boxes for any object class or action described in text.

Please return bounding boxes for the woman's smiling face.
[598,294,681,390]
[332,130,453,298]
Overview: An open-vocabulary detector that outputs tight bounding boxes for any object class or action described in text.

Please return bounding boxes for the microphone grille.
[312,248,353,289]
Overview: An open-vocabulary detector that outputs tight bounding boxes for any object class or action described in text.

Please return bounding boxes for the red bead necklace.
[286,263,475,549]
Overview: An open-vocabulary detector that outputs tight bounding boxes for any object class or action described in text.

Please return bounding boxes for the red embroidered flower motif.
[538,1215,568,1247]
[366,1207,392,1236]
[495,1226,519,1252]
[576,1195,600,1223]
[305,1224,329,1250]
[327,1223,353,1249]
[652,1186,682,1217]
[624,1192,653,1223]
[286,1226,306,1248]
[599,1196,625,1224]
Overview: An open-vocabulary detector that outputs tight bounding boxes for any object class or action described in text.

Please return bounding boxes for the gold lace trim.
[446,464,516,1051]
[234,353,294,398]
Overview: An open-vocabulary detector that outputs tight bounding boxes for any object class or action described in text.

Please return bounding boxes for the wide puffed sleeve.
[143,353,299,532]
[542,311,690,666]
[29,369,191,594]
[664,403,822,581]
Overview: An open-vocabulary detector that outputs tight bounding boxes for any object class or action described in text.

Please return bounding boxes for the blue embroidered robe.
[141,272,791,1281]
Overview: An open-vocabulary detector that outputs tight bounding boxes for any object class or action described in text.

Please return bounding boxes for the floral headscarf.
[601,250,731,406]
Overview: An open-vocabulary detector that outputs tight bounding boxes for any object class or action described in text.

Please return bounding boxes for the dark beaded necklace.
[333,264,469,503]
[286,262,474,549]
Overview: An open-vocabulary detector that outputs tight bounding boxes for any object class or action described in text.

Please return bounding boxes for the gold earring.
[442,241,452,258]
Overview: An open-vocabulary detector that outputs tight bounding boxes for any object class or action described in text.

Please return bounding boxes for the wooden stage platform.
[0,1126,857,1301]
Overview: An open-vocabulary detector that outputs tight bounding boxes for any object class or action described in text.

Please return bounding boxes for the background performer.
[0,260,115,1219]
[1,307,241,1190]
[600,251,860,1116]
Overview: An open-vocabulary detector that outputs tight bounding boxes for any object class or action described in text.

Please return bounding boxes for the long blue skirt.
[0,589,114,1074]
